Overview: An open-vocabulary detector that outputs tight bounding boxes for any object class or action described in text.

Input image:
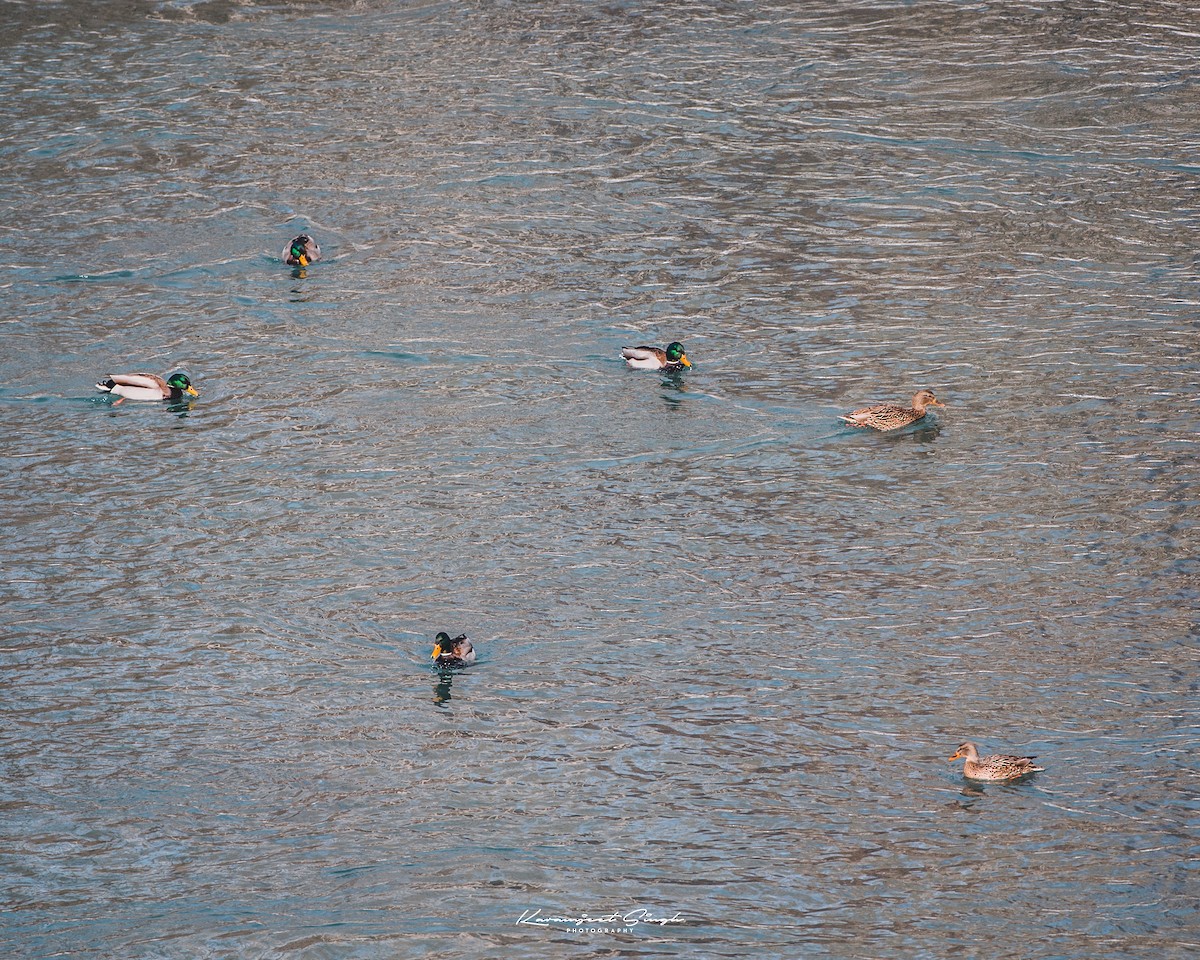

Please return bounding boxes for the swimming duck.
[95,372,198,402]
[283,234,321,267]
[621,341,692,371]
[949,741,1044,781]
[839,389,944,431]
[432,632,475,668]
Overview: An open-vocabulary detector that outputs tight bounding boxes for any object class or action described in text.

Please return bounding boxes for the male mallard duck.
[95,372,198,402]
[432,632,475,668]
[283,234,320,267]
[840,389,944,431]
[621,341,692,371]
[949,741,1044,781]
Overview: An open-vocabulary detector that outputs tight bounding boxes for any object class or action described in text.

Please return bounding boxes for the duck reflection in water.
[431,632,475,704]
[660,371,692,409]
[433,671,457,705]
[885,422,941,444]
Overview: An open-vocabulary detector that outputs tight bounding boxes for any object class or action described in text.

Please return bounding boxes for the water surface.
[1,1,1197,958]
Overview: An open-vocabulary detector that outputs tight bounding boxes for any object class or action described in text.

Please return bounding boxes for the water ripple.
[1,1,1198,958]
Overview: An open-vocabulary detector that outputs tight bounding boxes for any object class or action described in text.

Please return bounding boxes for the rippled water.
[2,1,1198,957]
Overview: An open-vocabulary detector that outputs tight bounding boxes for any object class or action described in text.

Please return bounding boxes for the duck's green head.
[432,632,453,660]
[289,235,312,267]
[166,373,199,397]
[665,342,691,367]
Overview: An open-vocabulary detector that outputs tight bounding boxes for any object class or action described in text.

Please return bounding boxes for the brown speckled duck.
[840,389,944,431]
[949,741,1044,781]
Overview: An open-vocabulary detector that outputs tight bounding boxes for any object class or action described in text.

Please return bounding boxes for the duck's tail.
[95,377,116,393]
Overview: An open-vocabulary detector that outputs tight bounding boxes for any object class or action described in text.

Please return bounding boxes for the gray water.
[1,1,1197,957]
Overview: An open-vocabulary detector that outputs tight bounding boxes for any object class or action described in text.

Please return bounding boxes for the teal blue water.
[1,2,1197,958]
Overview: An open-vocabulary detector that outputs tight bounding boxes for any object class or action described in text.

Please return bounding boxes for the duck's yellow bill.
[432,646,443,660]
[298,255,308,267]
[680,356,692,367]
[186,386,199,397]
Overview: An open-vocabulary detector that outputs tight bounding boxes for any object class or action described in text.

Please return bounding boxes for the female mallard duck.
[95,372,198,402]
[283,234,320,267]
[840,389,944,431]
[432,632,475,668]
[621,341,692,371]
[949,741,1044,781]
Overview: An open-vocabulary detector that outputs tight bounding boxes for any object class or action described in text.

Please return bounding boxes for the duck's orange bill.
[431,646,443,660]
[298,255,309,267]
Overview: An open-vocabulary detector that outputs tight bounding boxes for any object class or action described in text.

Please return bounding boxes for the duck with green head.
[621,341,691,372]
[432,632,475,668]
[95,372,198,403]
[284,234,321,267]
